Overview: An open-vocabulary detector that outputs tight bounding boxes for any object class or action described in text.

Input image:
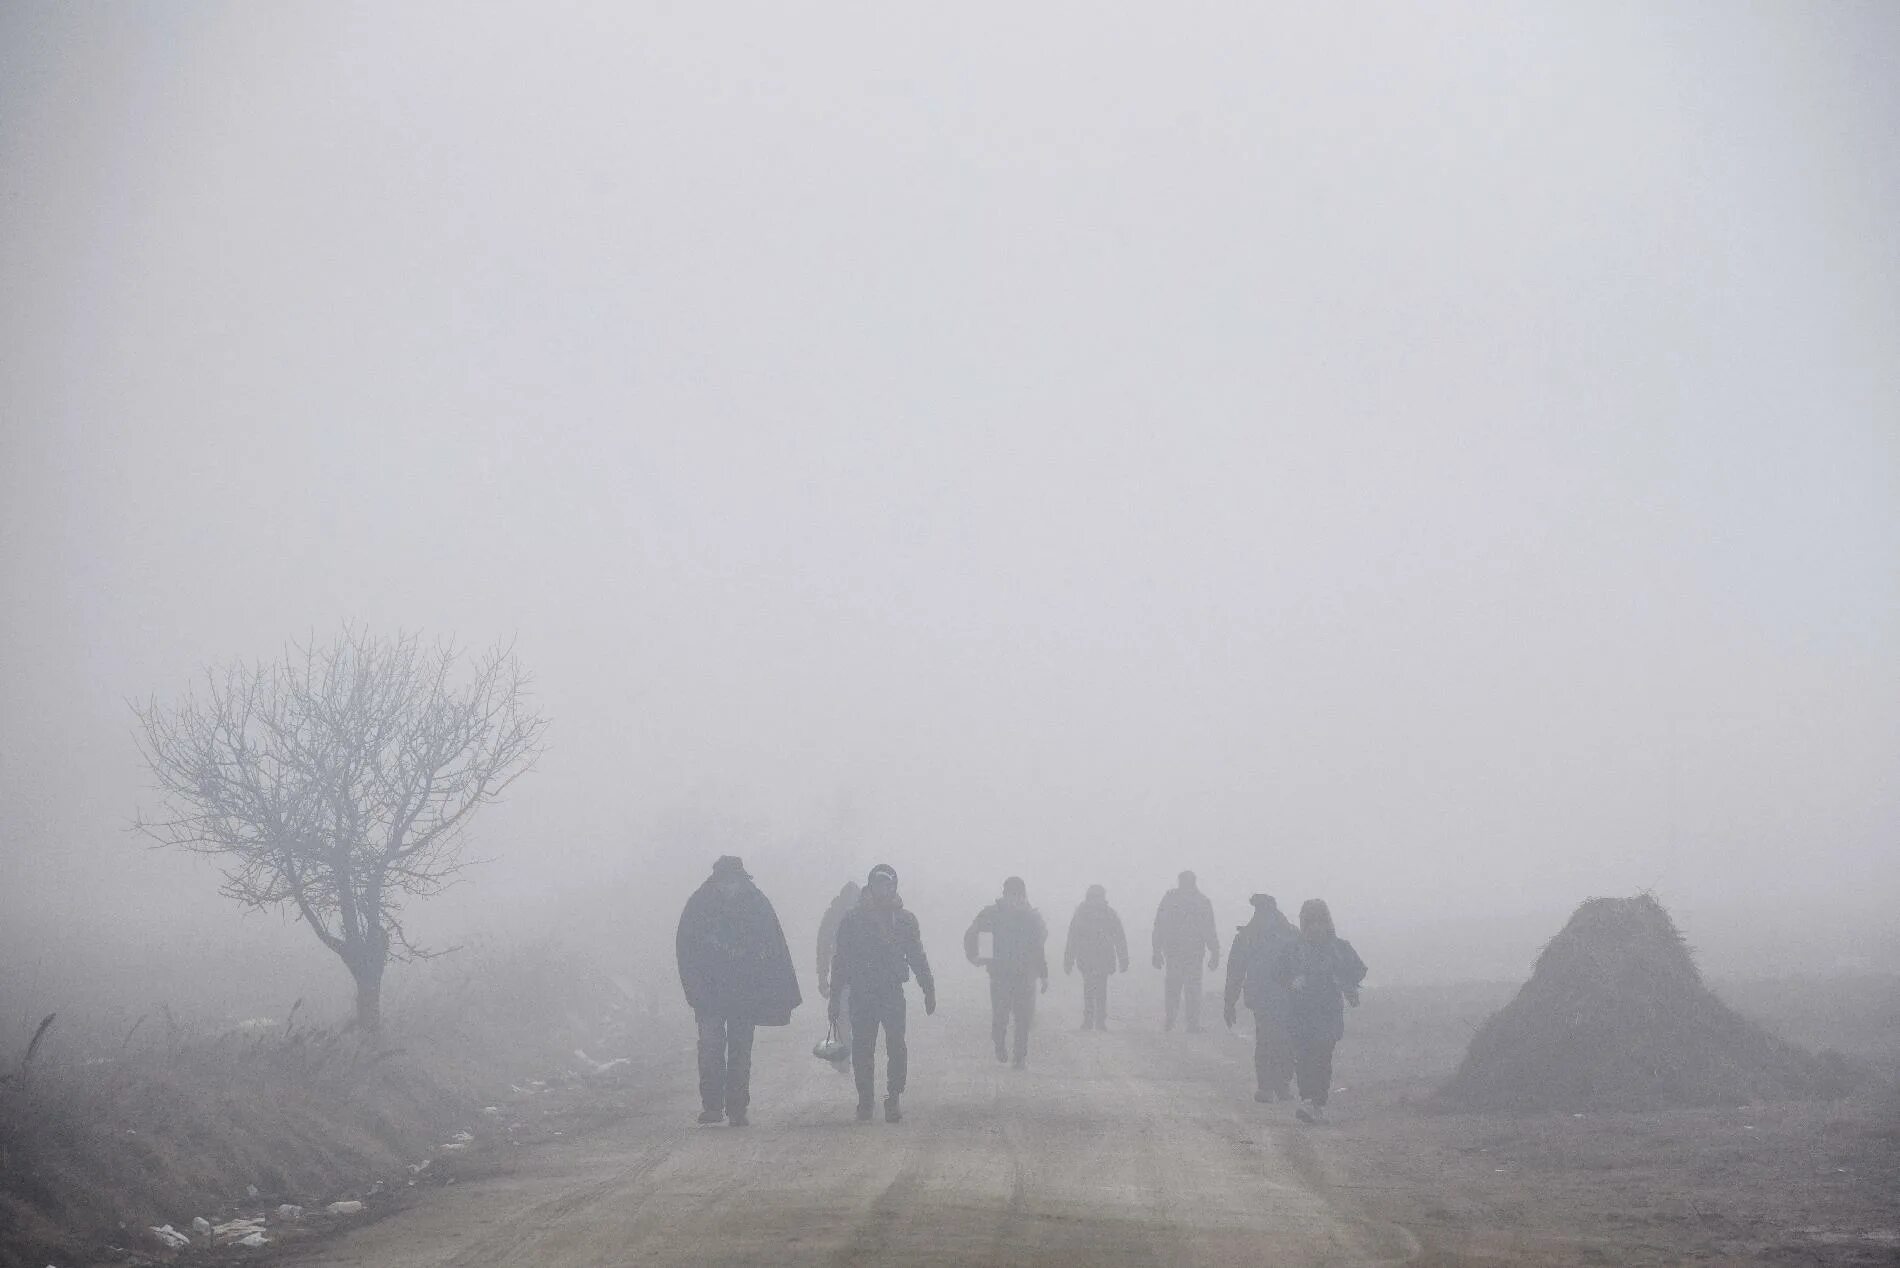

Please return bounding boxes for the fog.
[3,3,1897,1025]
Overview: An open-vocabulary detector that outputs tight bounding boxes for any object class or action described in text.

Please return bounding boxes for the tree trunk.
[351,960,385,1035]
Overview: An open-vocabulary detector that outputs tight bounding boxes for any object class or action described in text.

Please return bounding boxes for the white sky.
[3,3,1896,1003]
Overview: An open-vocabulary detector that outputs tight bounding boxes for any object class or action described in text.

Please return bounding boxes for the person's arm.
[906,913,937,1013]
[1035,912,1050,988]
[1338,939,1368,1005]
[1151,897,1167,968]
[1222,930,1246,1024]
[1111,912,1129,972]
[1062,912,1078,975]
[1202,897,1220,968]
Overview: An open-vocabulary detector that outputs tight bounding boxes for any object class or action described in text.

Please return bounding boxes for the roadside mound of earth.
[1441,894,1859,1112]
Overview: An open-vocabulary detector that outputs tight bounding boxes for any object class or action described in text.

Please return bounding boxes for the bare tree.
[133,629,550,1032]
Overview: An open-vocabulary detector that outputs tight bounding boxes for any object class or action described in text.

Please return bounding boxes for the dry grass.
[0,942,649,1267]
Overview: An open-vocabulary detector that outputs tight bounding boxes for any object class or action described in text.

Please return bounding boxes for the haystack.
[1441,894,1852,1112]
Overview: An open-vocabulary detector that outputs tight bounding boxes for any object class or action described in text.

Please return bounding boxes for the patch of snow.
[191,1217,212,1236]
[574,1048,630,1074]
[214,1218,268,1244]
[148,1225,190,1249]
[276,1204,304,1220]
[237,1232,269,1248]
[326,1200,365,1216]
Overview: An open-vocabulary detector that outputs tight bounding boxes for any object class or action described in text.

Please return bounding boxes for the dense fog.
[3,3,1897,1032]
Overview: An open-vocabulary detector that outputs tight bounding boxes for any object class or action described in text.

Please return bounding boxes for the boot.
[855,1101,874,1123]
[884,1094,902,1123]
[727,1110,749,1127]
[696,1108,724,1124]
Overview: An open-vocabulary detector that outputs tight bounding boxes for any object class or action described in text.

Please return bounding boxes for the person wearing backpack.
[1222,893,1300,1101]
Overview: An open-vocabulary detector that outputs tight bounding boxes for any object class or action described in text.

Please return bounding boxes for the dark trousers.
[989,974,1036,1059]
[1163,957,1204,1029]
[849,985,907,1106]
[1292,1030,1336,1106]
[695,1014,755,1114]
[1252,1009,1294,1096]
[1080,970,1110,1029]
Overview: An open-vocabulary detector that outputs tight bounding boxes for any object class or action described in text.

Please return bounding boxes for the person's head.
[710,855,750,893]
[1298,898,1335,940]
[1249,893,1280,919]
[1085,883,1106,903]
[1178,870,1197,892]
[1002,876,1026,901]
[838,880,861,902]
[864,863,899,907]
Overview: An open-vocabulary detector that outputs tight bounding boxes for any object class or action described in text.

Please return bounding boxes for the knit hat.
[711,855,750,879]
[867,863,899,886]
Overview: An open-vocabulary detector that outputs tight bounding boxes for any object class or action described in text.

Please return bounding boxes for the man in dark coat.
[816,879,861,1065]
[964,876,1049,1068]
[1271,898,1368,1124]
[676,855,801,1126]
[829,863,936,1123]
[1063,884,1129,1031]
[1223,893,1300,1101]
[1152,870,1219,1032]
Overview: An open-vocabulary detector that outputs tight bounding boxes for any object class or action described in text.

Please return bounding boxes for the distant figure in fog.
[829,864,936,1123]
[675,855,802,1127]
[1271,898,1367,1124]
[1063,884,1129,1030]
[816,880,861,1067]
[1152,870,1219,1032]
[1223,893,1300,1101]
[964,876,1049,1068]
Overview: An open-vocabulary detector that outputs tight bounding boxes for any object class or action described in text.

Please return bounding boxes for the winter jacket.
[1270,935,1368,1044]
[817,892,853,994]
[1152,887,1219,962]
[1223,909,1299,1015]
[830,897,935,997]
[675,877,803,1026]
[964,897,1049,981]
[1064,899,1130,976]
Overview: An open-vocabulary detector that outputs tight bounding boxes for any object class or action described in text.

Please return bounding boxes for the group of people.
[675,858,1367,1129]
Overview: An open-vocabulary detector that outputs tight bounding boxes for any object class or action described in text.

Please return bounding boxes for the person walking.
[964,877,1049,1068]
[815,879,860,1067]
[1222,893,1300,1101]
[675,855,802,1127]
[1063,884,1129,1030]
[1271,898,1367,1124]
[828,863,937,1123]
[1152,870,1219,1032]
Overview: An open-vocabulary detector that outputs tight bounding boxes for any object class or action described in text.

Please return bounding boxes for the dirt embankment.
[0,946,678,1268]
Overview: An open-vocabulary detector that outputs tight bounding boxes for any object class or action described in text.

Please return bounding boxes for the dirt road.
[287,999,1420,1267]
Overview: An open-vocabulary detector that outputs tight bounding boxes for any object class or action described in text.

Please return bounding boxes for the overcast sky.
[3,3,1896,1004]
